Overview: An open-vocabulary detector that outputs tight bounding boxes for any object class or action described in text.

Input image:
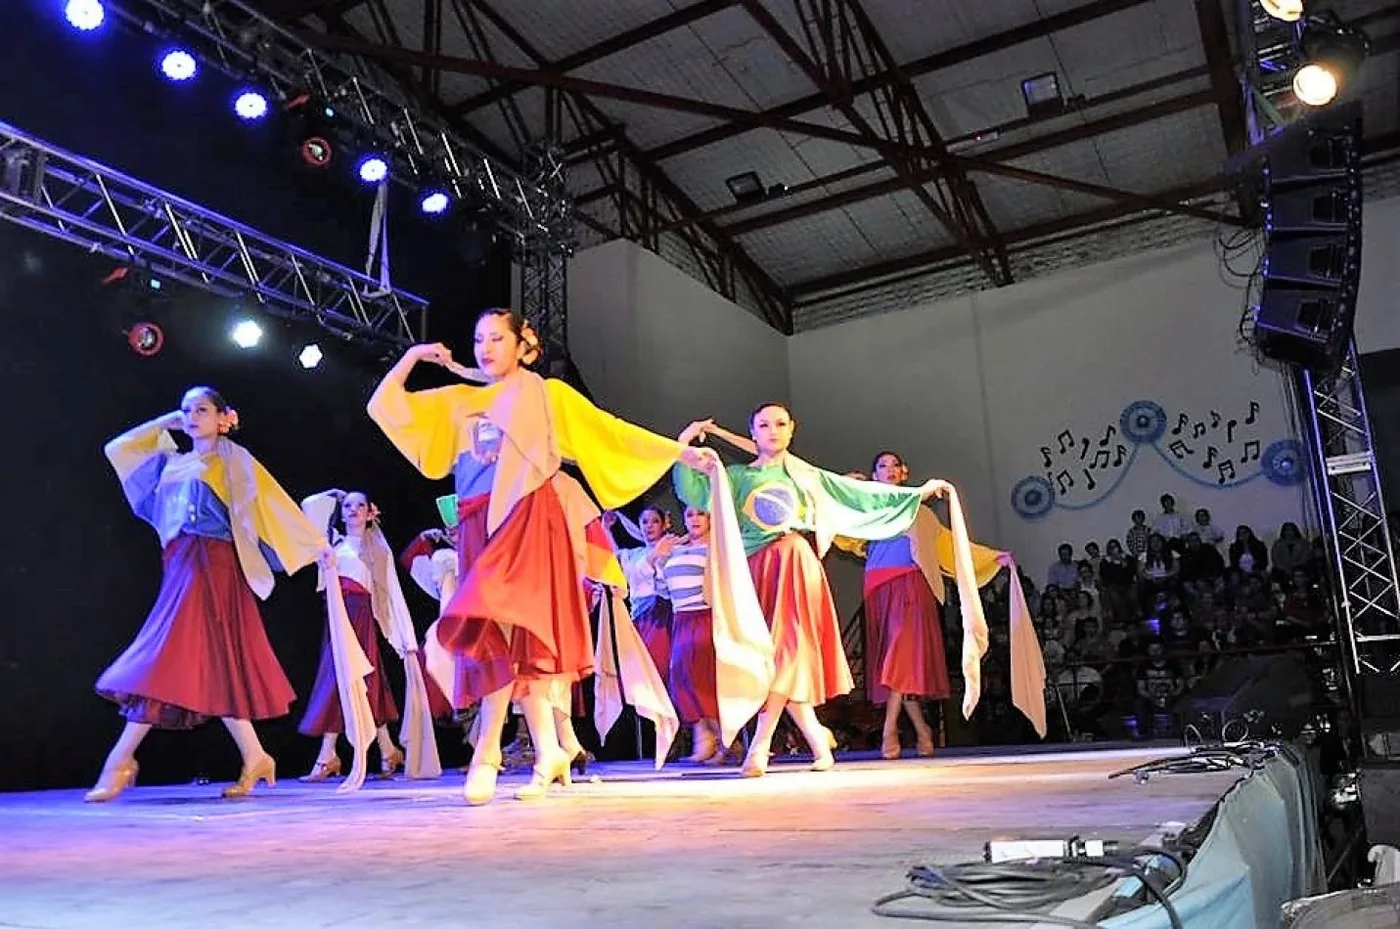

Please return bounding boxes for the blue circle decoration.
[1262,438,1305,486]
[1119,401,1167,445]
[1011,475,1055,520]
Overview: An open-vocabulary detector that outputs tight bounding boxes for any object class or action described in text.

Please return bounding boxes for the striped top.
[659,541,708,613]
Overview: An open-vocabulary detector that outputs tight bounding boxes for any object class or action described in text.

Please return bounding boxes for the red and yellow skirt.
[863,568,950,704]
[747,533,853,706]
[436,486,593,706]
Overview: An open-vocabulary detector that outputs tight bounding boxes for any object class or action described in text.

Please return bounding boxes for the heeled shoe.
[463,755,501,806]
[514,751,572,801]
[811,747,836,772]
[379,747,405,778]
[84,760,139,803]
[298,757,342,782]
[740,748,769,778]
[569,750,591,778]
[914,730,936,758]
[222,754,276,799]
[881,733,902,761]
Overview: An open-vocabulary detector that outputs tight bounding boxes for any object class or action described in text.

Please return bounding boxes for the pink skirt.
[864,569,950,703]
[437,486,593,707]
[298,579,400,735]
[96,534,295,729]
[669,608,718,724]
[633,596,674,688]
[748,533,853,706]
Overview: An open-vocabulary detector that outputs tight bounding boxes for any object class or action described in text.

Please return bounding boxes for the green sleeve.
[814,468,924,541]
[673,461,712,511]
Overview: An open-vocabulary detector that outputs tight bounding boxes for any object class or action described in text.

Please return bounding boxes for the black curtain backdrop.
[0,1,511,790]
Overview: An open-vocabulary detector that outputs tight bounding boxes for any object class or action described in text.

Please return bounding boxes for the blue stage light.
[64,0,105,31]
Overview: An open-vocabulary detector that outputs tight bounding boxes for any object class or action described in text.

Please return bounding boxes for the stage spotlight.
[1295,17,1371,107]
[1293,64,1338,107]
[298,344,324,369]
[230,319,263,349]
[64,0,105,31]
[234,90,269,121]
[419,189,451,215]
[126,322,164,356]
[1261,0,1303,23]
[300,137,332,168]
[357,155,388,185]
[159,50,198,82]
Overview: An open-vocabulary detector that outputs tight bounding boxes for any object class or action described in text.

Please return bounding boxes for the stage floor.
[0,746,1244,929]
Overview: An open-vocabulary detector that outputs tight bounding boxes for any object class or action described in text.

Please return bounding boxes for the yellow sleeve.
[546,379,684,510]
[104,417,178,484]
[932,514,1003,587]
[832,535,868,559]
[252,459,329,576]
[366,377,493,479]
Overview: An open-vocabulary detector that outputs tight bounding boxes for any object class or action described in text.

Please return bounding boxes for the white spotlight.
[1292,63,1338,106]
[1261,0,1304,23]
[298,344,324,369]
[230,319,263,349]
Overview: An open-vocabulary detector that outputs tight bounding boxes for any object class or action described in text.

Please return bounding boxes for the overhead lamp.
[1293,16,1371,108]
[159,49,198,83]
[1261,0,1304,23]
[64,0,105,31]
[357,155,389,185]
[725,171,764,203]
[230,319,263,349]
[1021,72,1065,119]
[298,344,323,369]
[234,90,269,121]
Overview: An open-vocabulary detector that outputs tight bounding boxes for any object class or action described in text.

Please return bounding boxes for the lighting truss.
[1297,355,1400,676]
[0,118,426,347]
[518,141,569,377]
[108,0,574,247]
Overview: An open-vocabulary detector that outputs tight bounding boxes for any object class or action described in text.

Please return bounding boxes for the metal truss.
[0,119,426,346]
[109,0,574,246]
[1297,354,1400,676]
[518,142,568,378]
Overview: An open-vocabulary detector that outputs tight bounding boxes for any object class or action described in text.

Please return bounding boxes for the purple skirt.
[669,608,718,724]
[96,535,296,729]
[298,580,400,735]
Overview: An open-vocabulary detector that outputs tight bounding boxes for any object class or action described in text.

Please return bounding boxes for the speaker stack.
[1254,110,1363,375]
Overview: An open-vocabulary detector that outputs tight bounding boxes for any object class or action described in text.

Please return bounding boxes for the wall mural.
[1010,399,1305,521]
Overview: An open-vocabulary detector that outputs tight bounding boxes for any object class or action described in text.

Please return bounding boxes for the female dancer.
[614,505,675,688]
[297,490,437,782]
[653,505,729,763]
[674,404,955,777]
[366,309,713,804]
[845,451,1012,759]
[88,387,330,802]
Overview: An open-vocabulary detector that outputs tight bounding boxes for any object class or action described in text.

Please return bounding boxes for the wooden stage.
[0,746,1246,929]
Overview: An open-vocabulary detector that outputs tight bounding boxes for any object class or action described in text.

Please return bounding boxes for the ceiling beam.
[447,0,739,117]
[718,86,1219,236]
[1194,0,1249,156]
[645,0,1154,161]
[788,177,1234,300]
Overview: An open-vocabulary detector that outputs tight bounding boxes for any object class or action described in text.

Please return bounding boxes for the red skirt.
[864,570,951,703]
[437,485,593,706]
[633,596,674,688]
[669,607,718,724]
[96,534,295,729]
[298,579,400,735]
[748,533,853,706]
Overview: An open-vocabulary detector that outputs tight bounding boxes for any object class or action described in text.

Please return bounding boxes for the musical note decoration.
[1010,398,1304,521]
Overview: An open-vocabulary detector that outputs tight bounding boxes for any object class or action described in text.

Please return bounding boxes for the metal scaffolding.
[517,141,569,378]
[110,0,574,247]
[0,119,427,347]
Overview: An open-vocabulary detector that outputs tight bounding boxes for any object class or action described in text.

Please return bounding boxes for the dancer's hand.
[678,418,714,446]
[601,511,618,530]
[996,551,1014,568]
[157,410,186,430]
[844,471,868,481]
[680,446,720,473]
[406,342,453,367]
[317,546,338,570]
[919,478,953,500]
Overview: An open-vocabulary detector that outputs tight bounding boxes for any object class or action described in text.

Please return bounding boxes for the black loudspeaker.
[1359,762,1400,848]
[1175,653,1317,741]
[1255,112,1363,375]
